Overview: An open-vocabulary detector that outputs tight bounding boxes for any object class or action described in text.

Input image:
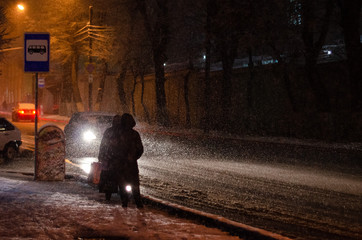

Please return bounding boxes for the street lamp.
[17,4,25,11]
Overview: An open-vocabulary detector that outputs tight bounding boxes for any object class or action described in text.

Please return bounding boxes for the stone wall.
[101,62,361,142]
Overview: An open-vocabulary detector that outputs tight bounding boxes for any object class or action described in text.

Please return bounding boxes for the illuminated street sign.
[24,33,50,72]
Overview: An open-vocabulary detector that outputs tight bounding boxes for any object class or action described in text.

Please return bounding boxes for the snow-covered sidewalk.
[0,171,241,240]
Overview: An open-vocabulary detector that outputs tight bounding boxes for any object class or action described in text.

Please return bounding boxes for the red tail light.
[17,109,36,115]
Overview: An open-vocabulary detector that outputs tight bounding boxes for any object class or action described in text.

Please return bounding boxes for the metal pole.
[88,6,93,112]
[34,72,38,180]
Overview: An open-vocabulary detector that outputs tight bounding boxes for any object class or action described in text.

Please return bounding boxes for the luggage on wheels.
[88,162,102,184]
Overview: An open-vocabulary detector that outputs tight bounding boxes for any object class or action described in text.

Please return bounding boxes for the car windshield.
[18,103,35,109]
[72,114,114,126]
[84,115,113,125]
[0,118,15,131]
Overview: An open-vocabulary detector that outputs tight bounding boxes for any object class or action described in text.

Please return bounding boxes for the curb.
[0,170,85,182]
[141,195,292,240]
[84,173,291,240]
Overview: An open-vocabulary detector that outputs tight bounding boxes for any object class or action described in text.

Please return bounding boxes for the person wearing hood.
[98,113,144,208]
[98,114,122,201]
[118,113,144,208]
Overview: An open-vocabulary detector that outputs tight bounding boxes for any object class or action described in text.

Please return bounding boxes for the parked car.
[0,118,22,161]
[12,103,37,122]
[64,112,116,157]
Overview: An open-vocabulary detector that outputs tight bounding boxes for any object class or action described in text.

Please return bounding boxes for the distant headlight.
[83,130,96,142]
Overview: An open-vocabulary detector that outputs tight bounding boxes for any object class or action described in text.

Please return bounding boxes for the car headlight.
[83,130,96,142]
[126,185,132,192]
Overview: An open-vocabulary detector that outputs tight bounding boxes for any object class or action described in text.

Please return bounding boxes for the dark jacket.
[98,115,123,171]
[119,113,143,185]
[98,114,143,184]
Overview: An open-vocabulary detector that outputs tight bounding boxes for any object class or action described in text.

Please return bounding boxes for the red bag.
[88,162,102,185]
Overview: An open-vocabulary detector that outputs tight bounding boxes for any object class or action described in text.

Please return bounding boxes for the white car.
[12,102,37,122]
[0,118,22,161]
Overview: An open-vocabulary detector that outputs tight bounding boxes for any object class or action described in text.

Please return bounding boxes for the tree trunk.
[301,0,333,112]
[247,47,254,110]
[59,66,73,116]
[131,69,138,116]
[269,43,298,112]
[71,54,84,112]
[203,0,214,133]
[116,62,129,114]
[183,62,193,128]
[220,39,238,131]
[137,0,170,126]
[203,44,211,133]
[281,62,297,112]
[94,61,108,112]
[154,52,169,126]
[338,0,362,112]
[140,73,150,123]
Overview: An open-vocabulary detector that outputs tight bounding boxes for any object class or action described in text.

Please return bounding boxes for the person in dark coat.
[98,113,144,208]
[98,115,123,200]
[118,113,144,208]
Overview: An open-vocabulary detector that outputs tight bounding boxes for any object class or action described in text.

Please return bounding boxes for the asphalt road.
[138,132,361,240]
[8,118,362,240]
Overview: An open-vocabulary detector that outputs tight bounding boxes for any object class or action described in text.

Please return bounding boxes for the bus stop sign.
[24,33,50,72]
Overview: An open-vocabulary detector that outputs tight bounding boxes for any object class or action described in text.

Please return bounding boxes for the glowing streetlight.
[17,4,25,11]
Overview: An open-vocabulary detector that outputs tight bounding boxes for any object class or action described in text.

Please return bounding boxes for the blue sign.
[24,33,50,72]
[38,78,45,88]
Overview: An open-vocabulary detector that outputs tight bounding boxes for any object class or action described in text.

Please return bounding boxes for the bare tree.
[301,0,334,112]
[170,0,206,128]
[89,10,117,112]
[130,66,138,116]
[183,62,193,128]
[94,60,108,112]
[178,0,215,132]
[213,1,249,130]
[0,4,13,57]
[337,0,362,112]
[30,0,89,114]
[128,31,153,123]
[59,65,73,116]
[260,0,304,112]
[136,0,170,126]
[203,0,215,132]
[116,56,130,114]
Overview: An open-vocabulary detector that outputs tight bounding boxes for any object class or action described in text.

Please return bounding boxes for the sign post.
[24,33,50,180]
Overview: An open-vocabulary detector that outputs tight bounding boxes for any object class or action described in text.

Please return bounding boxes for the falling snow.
[1,116,361,239]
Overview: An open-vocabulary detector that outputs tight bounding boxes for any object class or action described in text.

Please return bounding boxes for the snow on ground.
[1,112,361,239]
[0,172,241,240]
